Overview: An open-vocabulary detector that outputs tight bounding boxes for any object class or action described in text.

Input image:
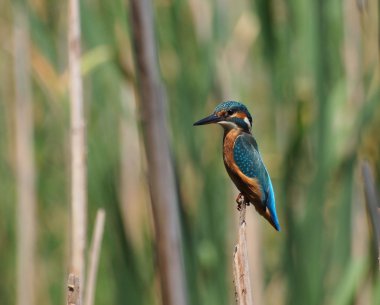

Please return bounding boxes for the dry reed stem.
[13,7,36,305]
[84,209,106,305]
[361,161,380,269]
[67,274,81,305]
[233,204,253,305]
[128,0,188,304]
[68,0,87,297]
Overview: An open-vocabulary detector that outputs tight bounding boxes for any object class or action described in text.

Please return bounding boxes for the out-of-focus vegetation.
[1,0,380,305]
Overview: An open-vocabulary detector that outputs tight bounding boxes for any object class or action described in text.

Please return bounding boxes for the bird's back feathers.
[226,132,280,231]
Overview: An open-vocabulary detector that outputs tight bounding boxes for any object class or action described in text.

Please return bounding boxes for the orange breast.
[223,130,262,205]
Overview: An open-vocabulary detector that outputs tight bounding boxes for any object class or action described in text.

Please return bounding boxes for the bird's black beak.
[193,114,220,126]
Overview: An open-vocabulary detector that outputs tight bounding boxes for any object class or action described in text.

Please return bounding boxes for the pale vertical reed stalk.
[84,209,106,305]
[361,162,380,269]
[14,6,36,305]
[68,0,86,303]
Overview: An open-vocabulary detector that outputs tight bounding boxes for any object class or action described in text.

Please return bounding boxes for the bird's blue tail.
[267,179,280,231]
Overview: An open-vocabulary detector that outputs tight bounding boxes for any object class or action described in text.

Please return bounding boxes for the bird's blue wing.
[233,133,280,230]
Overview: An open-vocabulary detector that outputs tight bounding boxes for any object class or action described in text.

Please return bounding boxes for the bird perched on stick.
[194,101,280,231]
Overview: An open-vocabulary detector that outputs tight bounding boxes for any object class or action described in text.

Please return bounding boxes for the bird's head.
[193,101,253,132]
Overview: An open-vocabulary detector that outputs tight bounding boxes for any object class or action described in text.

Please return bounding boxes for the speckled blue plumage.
[215,101,249,113]
[215,102,252,121]
[233,133,280,231]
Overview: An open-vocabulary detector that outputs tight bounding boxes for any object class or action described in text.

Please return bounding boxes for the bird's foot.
[236,193,249,211]
[236,194,243,211]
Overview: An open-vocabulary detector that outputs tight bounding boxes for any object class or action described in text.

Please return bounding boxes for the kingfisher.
[193,101,280,231]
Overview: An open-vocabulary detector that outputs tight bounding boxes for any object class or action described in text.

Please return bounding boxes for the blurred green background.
[1,0,380,305]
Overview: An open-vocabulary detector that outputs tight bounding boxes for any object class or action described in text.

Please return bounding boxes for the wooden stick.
[233,204,253,305]
[13,6,36,305]
[361,161,380,269]
[67,274,81,305]
[84,209,106,305]
[68,0,87,302]
[128,0,188,305]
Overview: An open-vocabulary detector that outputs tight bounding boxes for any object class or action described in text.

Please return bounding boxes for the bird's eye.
[227,110,234,116]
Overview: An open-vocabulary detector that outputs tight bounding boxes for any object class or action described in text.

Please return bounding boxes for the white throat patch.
[217,121,238,130]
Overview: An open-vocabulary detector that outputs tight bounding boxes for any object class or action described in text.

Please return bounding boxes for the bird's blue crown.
[214,101,249,114]
[214,101,253,131]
